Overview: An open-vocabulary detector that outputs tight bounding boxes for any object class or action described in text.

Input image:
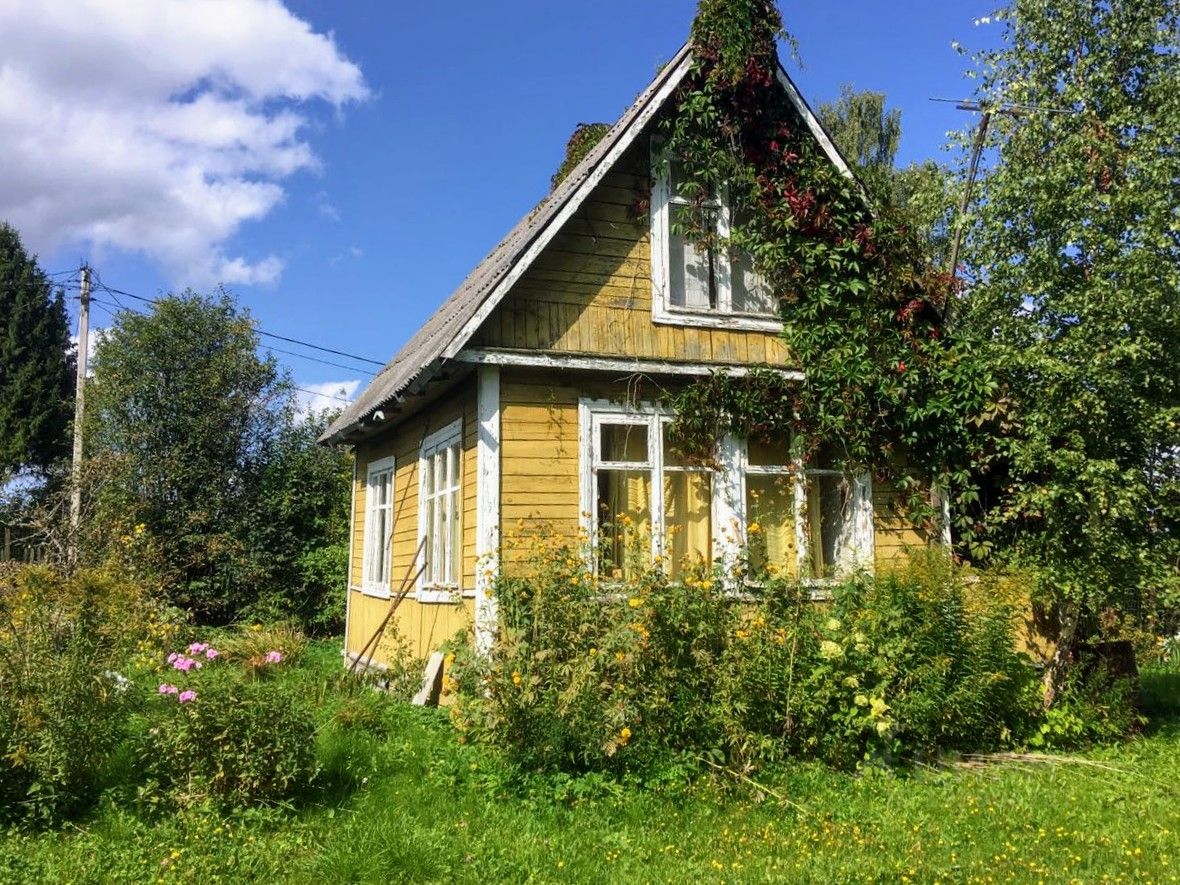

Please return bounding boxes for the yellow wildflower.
[628,597,641,608]
[511,670,522,687]
[619,726,632,745]
[748,521,762,534]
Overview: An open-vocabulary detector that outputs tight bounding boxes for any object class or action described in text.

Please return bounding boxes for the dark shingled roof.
[321,43,694,444]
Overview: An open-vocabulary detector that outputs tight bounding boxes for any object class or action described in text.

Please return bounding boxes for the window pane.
[669,204,715,310]
[423,497,436,583]
[663,471,711,579]
[806,473,848,578]
[662,423,694,468]
[600,422,648,463]
[670,161,715,203]
[448,444,460,486]
[746,472,795,577]
[596,468,651,577]
[747,436,790,468]
[450,488,462,586]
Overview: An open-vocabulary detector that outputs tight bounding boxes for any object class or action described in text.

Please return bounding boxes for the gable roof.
[322,42,858,445]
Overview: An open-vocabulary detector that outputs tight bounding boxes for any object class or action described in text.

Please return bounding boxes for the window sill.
[416,587,463,605]
[354,584,391,600]
[653,307,781,334]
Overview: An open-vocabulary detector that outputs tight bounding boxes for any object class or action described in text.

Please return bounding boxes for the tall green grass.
[2,646,1177,883]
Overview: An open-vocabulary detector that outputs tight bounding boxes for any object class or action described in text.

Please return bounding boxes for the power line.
[89,296,376,377]
[86,296,355,406]
[90,279,387,367]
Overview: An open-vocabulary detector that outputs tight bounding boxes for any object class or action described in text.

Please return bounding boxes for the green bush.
[136,634,316,808]
[0,566,156,823]
[450,543,1043,775]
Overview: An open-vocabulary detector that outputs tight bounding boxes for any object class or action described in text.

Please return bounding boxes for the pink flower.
[188,642,208,654]
[178,690,197,704]
[158,683,178,695]
[265,650,283,664]
[172,655,195,672]
[166,652,178,664]
[205,648,219,660]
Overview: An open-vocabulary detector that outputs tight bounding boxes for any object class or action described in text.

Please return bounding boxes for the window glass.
[746,472,795,576]
[731,249,776,315]
[600,422,648,463]
[806,472,848,578]
[421,433,462,589]
[669,205,714,310]
[364,465,394,589]
[663,470,712,579]
[595,469,652,578]
[747,436,790,468]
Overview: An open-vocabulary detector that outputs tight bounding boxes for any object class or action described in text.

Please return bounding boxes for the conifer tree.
[0,223,74,480]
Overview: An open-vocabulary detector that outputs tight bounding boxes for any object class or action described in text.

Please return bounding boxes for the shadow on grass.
[1140,666,1180,735]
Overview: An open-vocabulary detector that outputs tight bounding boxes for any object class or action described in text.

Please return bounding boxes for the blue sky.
[8,1,1003,411]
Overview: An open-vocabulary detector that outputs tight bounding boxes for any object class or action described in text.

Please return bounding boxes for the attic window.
[651,145,779,331]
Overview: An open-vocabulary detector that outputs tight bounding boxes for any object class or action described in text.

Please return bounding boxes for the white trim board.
[456,347,805,381]
[474,366,501,655]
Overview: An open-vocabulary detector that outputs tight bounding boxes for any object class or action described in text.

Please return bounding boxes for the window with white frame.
[582,404,712,580]
[418,420,463,597]
[650,144,778,329]
[361,456,395,596]
[742,437,797,577]
[581,403,874,584]
[798,445,874,579]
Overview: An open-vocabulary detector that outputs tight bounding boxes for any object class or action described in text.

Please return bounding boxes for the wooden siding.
[346,593,474,663]
[872,484,935,570]
[500,374,583,563]
[346,379,478,663]
[472,139,791,366]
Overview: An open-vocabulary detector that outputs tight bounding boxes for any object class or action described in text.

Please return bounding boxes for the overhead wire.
[90,279,386,367]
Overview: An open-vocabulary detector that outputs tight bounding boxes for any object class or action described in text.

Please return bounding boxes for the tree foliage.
[84,293,351,629]
[961,0,1180,660]
[0,223,74,480]
[818,88,955,264]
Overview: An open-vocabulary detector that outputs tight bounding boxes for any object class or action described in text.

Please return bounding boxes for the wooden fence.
[1,524,48,564]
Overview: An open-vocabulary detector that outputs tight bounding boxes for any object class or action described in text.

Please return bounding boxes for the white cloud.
[69,326,108,377]
[294,378,360,419]
[0,0,368,286]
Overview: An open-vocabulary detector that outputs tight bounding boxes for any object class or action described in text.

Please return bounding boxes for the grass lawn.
[2,644,1177,884]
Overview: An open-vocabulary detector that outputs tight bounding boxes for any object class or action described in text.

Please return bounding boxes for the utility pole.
[932,97,1075,326]
[69,265,90,559]
[943,105,992,326]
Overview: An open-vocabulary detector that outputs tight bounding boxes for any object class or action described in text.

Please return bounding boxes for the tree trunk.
[1041,603,1079,707]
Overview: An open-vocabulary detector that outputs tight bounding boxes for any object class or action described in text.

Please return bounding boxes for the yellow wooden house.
[322,42,931,667]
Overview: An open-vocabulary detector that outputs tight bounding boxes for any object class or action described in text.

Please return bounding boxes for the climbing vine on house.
[663,0,996,543]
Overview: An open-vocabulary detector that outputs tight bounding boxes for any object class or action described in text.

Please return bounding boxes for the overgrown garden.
[1,0,1178,879]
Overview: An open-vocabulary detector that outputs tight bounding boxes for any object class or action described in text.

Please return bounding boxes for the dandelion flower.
[619,726,632,745]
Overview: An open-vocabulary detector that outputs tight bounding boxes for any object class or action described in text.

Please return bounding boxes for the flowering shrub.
[0,565,157,823]
[136,634,315,808]
[449,542,1042,774]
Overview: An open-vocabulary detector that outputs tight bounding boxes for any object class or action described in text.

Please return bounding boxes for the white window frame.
[793,463,875,581]
[578,400,875,585]
[360,455,396,598]
[417,418,463,603]
[650,140,782,333]
[578,400,714,574]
